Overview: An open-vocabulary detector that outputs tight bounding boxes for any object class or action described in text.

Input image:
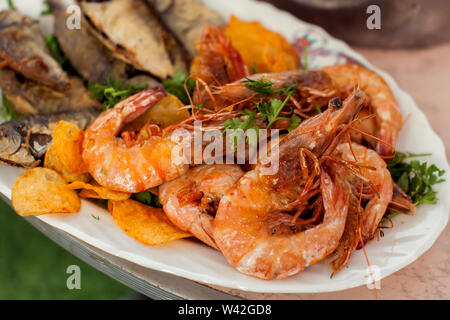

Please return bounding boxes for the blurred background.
[0,0,449,299]
[0,198,132,299]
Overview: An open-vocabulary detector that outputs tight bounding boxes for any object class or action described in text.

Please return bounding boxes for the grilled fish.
[0,68,101,115]
[0,10,70,91]
[48,0,129,84]
[0,108,100,168]
[148,0,224,56]
[78,0,188,80]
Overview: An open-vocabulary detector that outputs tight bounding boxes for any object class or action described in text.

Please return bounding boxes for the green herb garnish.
[44,34,79,75]
[257,93,293,129]
[251,61,259,74]
[314,103,322,114]
[387,152,446,205]
[0,95,20,121]
[276,84,297,97]
[132,191,162,208]
[223,109,259,149]
[45,35,66,67]
[287,114,301,132]
[41,2,52,15]
[244,77,296,98]
[7,0,14,9]
[89,77,147,110]
[244,78,275,96]
[163,70,195,105]
[91,214,100,221]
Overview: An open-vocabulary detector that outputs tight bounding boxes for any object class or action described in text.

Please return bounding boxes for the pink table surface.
[208,43,450,300]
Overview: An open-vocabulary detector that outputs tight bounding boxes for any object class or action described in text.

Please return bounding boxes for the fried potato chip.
[145,94,190,129]
[12,167,81,216]
[68,181,131,201]
[44,143,91,183]
[123,94,189,134]
[225,15,300,73]
[109,199,191,245]
[51,121,88,174]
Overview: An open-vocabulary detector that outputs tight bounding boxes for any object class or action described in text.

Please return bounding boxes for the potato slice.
[225,15,300,73]
[68,181,131,201]
[51,121,87,174]
[12,168,81,216]
[123,94,189,135]
[44,143,90,183]
[109,199,191,245]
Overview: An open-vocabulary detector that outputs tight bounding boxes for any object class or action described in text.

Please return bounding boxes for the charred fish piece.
[78,0,188,80]
[0,68,101,115]
[148,0,224,56]
[48,0,129,84]
[0,10,70,91]
[0,108,100,168]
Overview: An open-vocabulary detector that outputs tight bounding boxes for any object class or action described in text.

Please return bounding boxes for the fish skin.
[0,10,70,91]
[48,0,129,84]
[0,108,100,168]
[148,0,224,56]
[0,68,101,115]
[78,0,188,80]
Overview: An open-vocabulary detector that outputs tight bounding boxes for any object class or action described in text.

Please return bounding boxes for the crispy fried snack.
[12,167,81,216]
[109,199,191,245]
[51,120,87,174]
[225,15,300,73]
[44,142,90,183]
[68,181,131,201]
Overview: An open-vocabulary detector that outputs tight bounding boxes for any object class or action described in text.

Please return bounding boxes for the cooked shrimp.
[190,26,248,107]
[82,88,190,193]
[328,143,393,274]
[213,90,367,280]
[159,164,244,249]
[322,64,403,156]
[215,69,333,103]
[335,143,394,243]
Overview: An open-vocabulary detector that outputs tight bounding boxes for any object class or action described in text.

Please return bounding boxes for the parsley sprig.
[41,2,52,15]
[287,114,301,132]
[223,109,259,149]
[89,77,147,110]
[257,93,293,129]
[243,77,297,129]
[244,78,276,96]
[244,77,296,97]
[132,191,162,208]
[45,35,66,66]
[44,34,79,75]
[0,95,20,121]
[163,70,195,105]
[387,152,446,205]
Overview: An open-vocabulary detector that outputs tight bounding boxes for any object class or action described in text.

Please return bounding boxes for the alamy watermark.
[66,5,81,30]
[66,265,81,290]
[168,122,281,175]
[367,5,381,30]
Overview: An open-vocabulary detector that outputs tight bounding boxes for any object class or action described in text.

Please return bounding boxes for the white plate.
[1,0,449,293]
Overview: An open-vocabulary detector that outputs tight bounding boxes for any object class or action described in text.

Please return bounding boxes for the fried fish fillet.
[0,10,70,90]
[79,0,188,79]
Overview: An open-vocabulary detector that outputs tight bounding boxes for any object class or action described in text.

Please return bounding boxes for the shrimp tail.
[191,26,248,86]
[376,126,396,157]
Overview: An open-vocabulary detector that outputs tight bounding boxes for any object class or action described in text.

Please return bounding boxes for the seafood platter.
[0,0,448,293]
